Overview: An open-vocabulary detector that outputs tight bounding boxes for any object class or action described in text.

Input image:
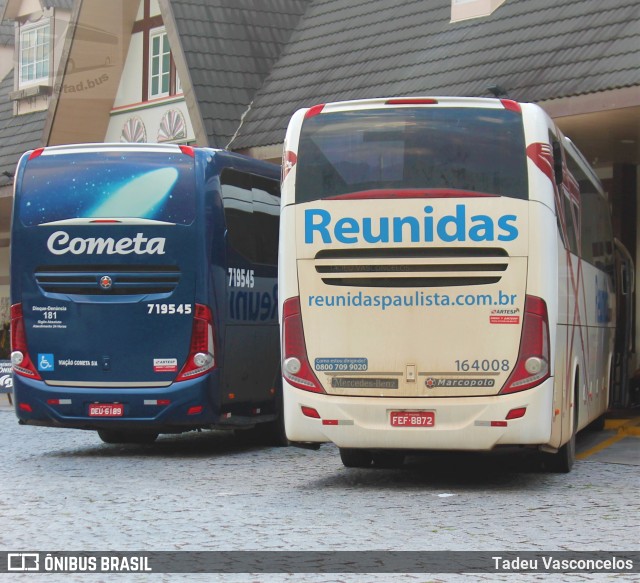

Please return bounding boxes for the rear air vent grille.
[35,265,180,296]
[314,247,508,288]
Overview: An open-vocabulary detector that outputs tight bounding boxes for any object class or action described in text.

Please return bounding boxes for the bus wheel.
[256,415,289,447]
[543,389,578,473]
[544,429,575,473]
[339,448,373,468]
[256,376,289,447]
[372,451,405,469]
[97,430,158,444]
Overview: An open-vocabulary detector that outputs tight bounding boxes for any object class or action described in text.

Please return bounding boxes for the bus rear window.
[296,107,528,202]
[19,150,196,226]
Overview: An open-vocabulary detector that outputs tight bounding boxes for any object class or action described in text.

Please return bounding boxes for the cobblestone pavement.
[0,408,637,583]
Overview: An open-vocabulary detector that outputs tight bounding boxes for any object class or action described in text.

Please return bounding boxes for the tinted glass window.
[296,107,528,202]
[20,150,196,226]
[562,193,580,255]
[566,155,614,272]
[221,168,279,266]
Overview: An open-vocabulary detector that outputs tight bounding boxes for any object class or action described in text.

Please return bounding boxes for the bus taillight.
[27,147,45,160]
[501,295,550,394]
[282,297,325,393]
[176,304,216,381]
[304,104,325,119]
[10,303,42,380]
[500,99,522,113]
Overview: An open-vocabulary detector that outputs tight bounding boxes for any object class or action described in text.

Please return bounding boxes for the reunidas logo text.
[305,204,518,244]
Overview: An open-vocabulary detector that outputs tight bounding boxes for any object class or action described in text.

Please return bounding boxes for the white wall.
[108,0,194,143]
[0,45,13,82]
[112,31,143,108]
[13,0,41,19]
[150,0,161,17]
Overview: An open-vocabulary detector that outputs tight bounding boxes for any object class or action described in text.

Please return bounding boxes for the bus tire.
[543,384,578,473]
[258,373,289,447]
[339,448,373,468]
[372,451,405,468]
[258,414,289,447]
[98,429,158,444]
[545,428,575,473]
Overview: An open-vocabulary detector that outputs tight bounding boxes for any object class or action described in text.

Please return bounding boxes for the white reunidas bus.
[279,97,617,472]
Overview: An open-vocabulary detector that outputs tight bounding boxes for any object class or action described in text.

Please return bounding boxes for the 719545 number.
[147,303,192,315]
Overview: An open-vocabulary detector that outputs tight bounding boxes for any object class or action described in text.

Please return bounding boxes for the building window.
[149,28,171,98]
[19,22,50,86]
[146,27,181,100]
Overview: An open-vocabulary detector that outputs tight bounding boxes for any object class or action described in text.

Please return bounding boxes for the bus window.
[296,107,528,202]
[221,168,279,266]
[566,155,614,273]
[562,192,580,256]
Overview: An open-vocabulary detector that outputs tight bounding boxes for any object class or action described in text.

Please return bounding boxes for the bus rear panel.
[279,97,616,471]
[11,144,282,442]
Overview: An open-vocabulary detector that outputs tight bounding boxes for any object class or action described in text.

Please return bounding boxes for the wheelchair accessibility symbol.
[37,354,55,372]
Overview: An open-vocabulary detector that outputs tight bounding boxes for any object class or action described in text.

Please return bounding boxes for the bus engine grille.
[34,265,180,296]
[314,247,508,288]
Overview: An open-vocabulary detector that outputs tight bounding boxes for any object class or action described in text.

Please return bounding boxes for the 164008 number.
[455,359,510,372]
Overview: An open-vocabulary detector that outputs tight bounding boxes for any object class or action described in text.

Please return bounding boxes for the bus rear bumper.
[283,379,554,451]
[12,373,221,432]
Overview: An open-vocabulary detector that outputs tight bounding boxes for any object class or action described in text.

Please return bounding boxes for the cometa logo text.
[47,231,166,255]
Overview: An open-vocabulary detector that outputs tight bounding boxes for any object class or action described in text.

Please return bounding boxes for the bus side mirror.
[552,141,563,186]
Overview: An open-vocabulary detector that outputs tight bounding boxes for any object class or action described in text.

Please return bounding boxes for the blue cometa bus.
[10,143,284,444]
